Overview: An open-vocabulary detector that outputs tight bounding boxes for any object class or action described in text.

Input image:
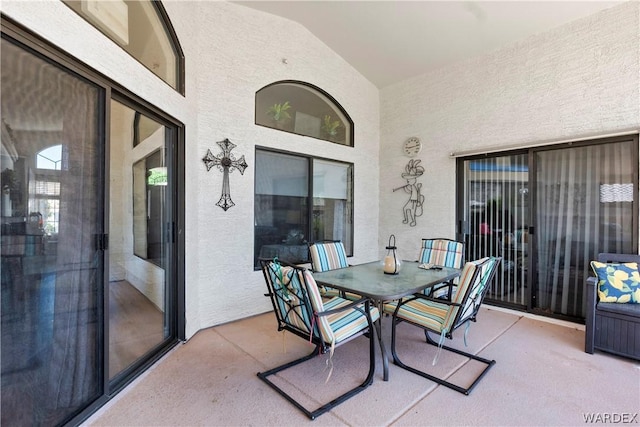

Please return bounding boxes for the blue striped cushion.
[324,296,380,344]
[384,298,449,333]
[419,239,464,298]
[309,241,358,299]
[419,239,464,268]
[303,270,379,345]
[268,265,315,335]
[309,241,349,272]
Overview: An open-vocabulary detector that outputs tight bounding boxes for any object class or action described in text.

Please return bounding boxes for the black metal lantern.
[383,234,401,275]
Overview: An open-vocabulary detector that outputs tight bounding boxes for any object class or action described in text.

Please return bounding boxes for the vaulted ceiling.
[235,1,623,88]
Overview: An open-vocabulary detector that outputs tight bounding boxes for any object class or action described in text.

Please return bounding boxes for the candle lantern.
[383,234,401,275]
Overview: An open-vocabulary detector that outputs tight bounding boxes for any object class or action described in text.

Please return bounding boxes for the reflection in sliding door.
[109,100,170,379]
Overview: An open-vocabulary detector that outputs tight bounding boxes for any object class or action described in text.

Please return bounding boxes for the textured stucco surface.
[379,1,640,260]
[1,0,380,338]
[190,2,380,332]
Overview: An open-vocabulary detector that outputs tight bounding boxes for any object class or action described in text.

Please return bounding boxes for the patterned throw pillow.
[590,261,640,304]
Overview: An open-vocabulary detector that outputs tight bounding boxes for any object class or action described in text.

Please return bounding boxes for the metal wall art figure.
[393,159,425,226]
[202,138,248,211]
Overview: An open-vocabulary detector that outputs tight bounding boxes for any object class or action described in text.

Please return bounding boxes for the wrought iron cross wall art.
[202,138,248,211]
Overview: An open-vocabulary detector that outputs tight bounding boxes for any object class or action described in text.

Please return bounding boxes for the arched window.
[36,144,63,170]
[33,144,64,234]
[63,0,184,93]
[255,81,354,147]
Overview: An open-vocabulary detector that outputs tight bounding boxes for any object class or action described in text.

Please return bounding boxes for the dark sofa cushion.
[597,301,640,315]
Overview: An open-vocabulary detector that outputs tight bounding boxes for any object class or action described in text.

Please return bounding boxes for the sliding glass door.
[109,99,176,381]
[1,21,184,426]
[461,154,530,307]
[535,140,636,318]
[1,36,103,425]
[458,136,638,320]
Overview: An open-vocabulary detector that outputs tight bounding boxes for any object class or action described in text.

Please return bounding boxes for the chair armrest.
[429,281,455,296]
[316,297,372,318]
[403,293,462,308]
[430,281,452,291]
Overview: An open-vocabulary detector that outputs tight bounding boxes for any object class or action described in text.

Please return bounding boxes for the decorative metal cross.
[202,138,248,211]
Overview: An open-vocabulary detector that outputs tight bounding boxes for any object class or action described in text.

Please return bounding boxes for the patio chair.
[385,256,501,395]
[418,238,465,300]
[258,258,379,420]
[309,240,359,299]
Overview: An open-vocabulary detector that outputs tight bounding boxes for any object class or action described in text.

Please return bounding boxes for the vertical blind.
[536,141,635,317]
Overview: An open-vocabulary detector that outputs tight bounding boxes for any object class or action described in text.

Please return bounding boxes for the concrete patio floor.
[86,307,639,426]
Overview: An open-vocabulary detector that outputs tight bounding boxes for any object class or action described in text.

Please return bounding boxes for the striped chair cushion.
[309,241,349,272]
[451,258,487,304]
[419,239,464,298]
[443,257,488,331]
[303,270,379,345]
[384,298,450,334]
[268,265,314,335]
[386,258,486,334]
[419,239,464,268]
[458,257,497,321]
[309,241,360,300]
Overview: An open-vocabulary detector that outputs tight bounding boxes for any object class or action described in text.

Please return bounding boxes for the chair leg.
[391,317,495,395]
[257,331,376,420]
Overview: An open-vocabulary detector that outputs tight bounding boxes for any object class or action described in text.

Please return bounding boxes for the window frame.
[254,146,354,269]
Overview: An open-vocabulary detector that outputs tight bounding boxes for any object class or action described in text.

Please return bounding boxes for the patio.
[86,307,639,426]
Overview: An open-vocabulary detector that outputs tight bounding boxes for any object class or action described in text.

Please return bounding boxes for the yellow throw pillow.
[590,261,640,303]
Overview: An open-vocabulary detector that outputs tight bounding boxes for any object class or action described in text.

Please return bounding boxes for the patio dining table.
[313,260,461,381]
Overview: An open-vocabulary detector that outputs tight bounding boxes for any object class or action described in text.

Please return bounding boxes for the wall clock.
[403,136,422,157]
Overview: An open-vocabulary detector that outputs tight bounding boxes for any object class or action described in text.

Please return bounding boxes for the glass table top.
[313,261,461,301]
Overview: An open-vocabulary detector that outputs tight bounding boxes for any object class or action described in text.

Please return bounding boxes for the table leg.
[375,300,389,381]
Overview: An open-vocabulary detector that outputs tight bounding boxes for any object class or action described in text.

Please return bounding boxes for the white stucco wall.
[1,1,380,339]
[379,1,640,260]
[190,2,380,333]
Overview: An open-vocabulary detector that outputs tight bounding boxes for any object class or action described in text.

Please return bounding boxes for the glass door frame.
[455,149,532,312]
[456,134,639,322]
